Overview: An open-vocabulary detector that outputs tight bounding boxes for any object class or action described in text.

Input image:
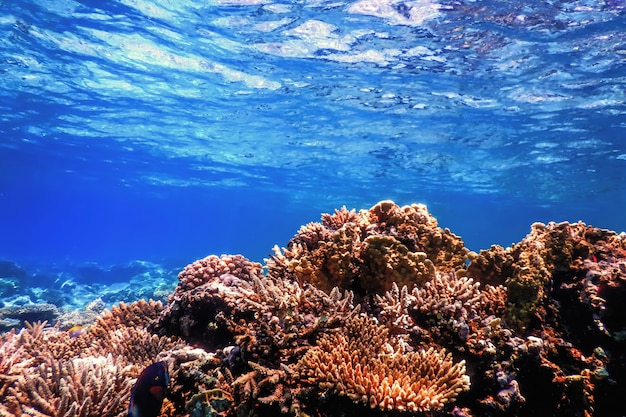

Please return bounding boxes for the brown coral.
[296,315,470,413]
[96,299,164,330]
[321,206,360,231]
[365,201,469,271]
[158,255,265,344]
[360,235,436,293]
[266,200,469,295]
[158,253,358,363]
[3,201,624,417]
[466,221,626,334]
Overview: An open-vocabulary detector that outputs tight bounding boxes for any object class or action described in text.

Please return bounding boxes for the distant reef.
[1,200,625,417]
[0,259,180,331]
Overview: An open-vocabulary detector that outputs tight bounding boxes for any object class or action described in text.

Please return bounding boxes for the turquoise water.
[1,0,625,266]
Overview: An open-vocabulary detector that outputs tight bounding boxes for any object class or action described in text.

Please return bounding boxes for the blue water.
[1,0,625,268]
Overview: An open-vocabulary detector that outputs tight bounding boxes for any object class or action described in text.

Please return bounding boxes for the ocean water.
[1,0,625,271]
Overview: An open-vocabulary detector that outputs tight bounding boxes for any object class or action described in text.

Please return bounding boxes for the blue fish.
[128,361,169,417]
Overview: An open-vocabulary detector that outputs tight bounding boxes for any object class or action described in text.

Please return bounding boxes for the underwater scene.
[1,0,626,416]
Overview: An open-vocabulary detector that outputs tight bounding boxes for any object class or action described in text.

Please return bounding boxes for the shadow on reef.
[1,200,626,417]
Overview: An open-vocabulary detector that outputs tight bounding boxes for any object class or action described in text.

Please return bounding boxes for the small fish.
[128,361,169,417]
[67,325,85,339]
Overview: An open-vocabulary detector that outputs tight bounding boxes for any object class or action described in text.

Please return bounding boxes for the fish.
[67,325,86,339]
[128,361,169,417]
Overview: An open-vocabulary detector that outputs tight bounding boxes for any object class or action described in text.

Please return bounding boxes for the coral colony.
[1,200,626,417]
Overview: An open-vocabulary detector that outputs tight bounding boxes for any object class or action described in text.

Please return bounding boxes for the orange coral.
[296,315,470,413]
[95,299,164,330]
[321,206,360,231]
[289,222,333,250]
[364,201,468,271]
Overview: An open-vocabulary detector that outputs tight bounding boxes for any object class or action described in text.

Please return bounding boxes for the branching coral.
[159,256,358,363]
[4,201,626,417]
[232,361,297,415]
[374,273,483,341]
[0,300,182,417]
[96,299,164,330]
[6,354,133,417]
[0,323,135,417]
[177,254,263,291]
[266,200,469,295]
[321,206,361,231]
[296,315,470,413]
[410,272,483,317]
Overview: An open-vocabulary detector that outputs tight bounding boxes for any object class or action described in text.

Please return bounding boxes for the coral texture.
[266,200,468,294]
[2,201,626,417]
[296,315,470,412]
[0,301,181,417]
[157,253,358,363]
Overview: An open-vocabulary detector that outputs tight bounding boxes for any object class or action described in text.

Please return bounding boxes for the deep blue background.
[1,0,625,270]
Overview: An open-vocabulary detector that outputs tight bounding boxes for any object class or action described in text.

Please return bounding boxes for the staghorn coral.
[0,300,182,417]
[290,222,334,249]
[5,201,626,417]
[91,298,164,330]
[157,251,358,364]
[321,206,361,231]
[410,272,482,318]
[296,315,470,413]
[0,325,35,400]
[6,354,133,417]
[232,361,298,415]
[0,322,136,417]
[374,273,484,345]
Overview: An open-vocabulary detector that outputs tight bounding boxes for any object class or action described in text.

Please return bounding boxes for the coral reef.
[296,315,470,412]
[266,200,467,294]
[0,303,60,332]
[0,301,182,417]
[2,201,626,417]
[157,253,358,363]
